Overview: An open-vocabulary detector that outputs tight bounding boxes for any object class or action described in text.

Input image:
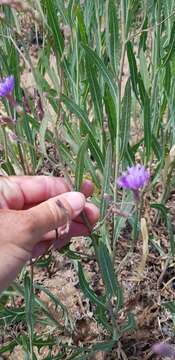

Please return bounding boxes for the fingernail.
[65,192,85,217]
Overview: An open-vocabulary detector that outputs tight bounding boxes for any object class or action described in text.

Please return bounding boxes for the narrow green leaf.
[90,340,116,352]
[36,254,53,268]
[151,205,174,256]
[162,19,175,66]
[34,283,69,316]
[68,341,115,360]
[143,91,151,162]
[78,263,106,308]
[163,301,175,314]
[85,56,103,126]
[24,273,34,348]
[97,242,123,310]
[95,305,113,334]
[137,72,148,107]
[161,63,171,116]
[106,0,119,74]
[75,136,88,190]
[1,160,16,175]
[44,0,73,87]
[104,84,117,145]
[139,16,148,53]
[139,48,150,93]
[137,74,152,162]
[120,78,131,160]
[120,312,136,334]
[59,245,81,260]
[45,0,64,58]
[85,155,101,188]
[75,5,88,44]
[39,110,49,156]
[113,192,133,247]
[100,142,112,219]
[167,214,175,257]
[151,134,162,160]
[82,45,119,103]
[0,338,19,354]
[150,203,168,222]
[32,335,56,350]
[61,94,104,170]
[23,114,37,171]
[0,306,26,326]
[126,41,139,101]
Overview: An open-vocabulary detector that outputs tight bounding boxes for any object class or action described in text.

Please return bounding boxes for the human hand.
[0,176,99,292]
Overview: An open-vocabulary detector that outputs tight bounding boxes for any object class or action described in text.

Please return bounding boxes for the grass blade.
[85,56,103,127]
[126,41,139,101]
[78,263,106,308]
[106,0,119,74]
[61,94,104,170]
[45,0,64,58]
[100,142,112,219]
[75,135,88,190]
[97,242,123,310]
[83,45,119,103]
[120,78,131,160]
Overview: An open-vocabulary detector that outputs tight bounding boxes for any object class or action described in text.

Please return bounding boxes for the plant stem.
[113,0,125,246]
[29,260,34,360]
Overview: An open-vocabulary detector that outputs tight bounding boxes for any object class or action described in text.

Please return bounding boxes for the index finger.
[10,176,69,207]
[9,176,94,209]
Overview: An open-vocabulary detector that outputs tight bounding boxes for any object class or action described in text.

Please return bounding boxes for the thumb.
[27,191,85,246]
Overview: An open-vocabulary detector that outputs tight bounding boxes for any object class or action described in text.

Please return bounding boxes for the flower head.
[0,75,15,97]
[117,164,150,191]
[152,343,175,358]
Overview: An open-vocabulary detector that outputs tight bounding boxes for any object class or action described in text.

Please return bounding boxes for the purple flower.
[152,343,175,358]
[0,75,15,97]
[117,164,150,191]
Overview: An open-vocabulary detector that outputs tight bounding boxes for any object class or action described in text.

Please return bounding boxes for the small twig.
[157,257,170,288]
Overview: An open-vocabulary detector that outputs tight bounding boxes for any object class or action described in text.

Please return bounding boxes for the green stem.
[16,140,27,174]
[108,300,120,340]
[29,261,34,360]
[132,191,143,247]
[113,0,125,246]
[75,18,80,105]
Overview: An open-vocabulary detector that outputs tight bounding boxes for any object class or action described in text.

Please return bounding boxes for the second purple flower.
[117,164,150,191]
[0,75,15,97]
